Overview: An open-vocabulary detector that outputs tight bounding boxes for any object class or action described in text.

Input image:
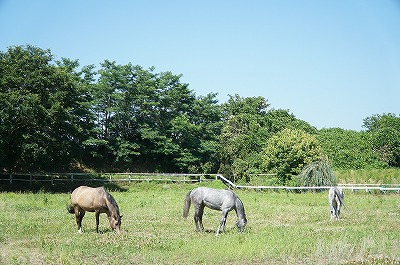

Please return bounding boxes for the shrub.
[297,159,337,187]
[261,128,323,184]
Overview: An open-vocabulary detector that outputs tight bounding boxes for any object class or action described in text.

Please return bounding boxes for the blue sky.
[1,1,399,131]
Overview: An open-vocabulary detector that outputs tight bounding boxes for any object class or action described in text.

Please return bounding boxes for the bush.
[297,159,336,187]
[261,128,323,184]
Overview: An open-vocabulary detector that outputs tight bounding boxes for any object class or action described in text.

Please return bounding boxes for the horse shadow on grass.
[196,227,243,235]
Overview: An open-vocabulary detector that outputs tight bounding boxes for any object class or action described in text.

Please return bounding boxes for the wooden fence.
[0,173,399,192]
[0,172,217,185]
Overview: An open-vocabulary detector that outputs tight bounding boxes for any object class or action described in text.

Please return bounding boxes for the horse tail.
[334,187,346,210]
[67,204,74,214]
[183,190,192,218]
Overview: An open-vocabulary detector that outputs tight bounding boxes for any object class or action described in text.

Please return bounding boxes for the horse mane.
[104,190,120,216]
[235,196,246,220]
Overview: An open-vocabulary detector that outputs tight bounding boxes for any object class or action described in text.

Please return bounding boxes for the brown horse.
[67,186,122,233]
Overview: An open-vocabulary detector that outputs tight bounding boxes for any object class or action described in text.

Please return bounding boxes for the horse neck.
[235,197,246,220]
[105,194,119,217]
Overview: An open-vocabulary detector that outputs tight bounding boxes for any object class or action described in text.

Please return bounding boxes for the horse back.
[328,187,344,205]
[193,187,237,211]
[71,186,108,212]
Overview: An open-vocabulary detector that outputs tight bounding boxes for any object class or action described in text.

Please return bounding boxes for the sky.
[1,1,399,131]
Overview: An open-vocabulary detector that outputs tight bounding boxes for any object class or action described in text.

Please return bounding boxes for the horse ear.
[120,215,123,219]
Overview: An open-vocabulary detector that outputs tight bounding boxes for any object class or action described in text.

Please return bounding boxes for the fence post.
[30,174,32,185]
[9,174,12,184]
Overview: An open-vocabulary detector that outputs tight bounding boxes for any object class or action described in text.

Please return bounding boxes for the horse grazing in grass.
[328,186,345,220]
[183,187,247,235]
[68,186,122,233]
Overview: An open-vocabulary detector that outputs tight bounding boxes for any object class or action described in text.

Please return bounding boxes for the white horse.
[328,187,344,220]
[183,187,247,235]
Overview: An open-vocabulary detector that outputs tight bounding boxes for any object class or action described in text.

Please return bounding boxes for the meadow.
[0,181,399,265]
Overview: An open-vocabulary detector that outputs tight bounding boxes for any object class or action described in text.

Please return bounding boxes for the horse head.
[236,217,247,232]
[109,213,122,233]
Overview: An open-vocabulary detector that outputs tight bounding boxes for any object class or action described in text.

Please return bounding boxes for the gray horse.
[328,186,344,220]
[183,187,247,235]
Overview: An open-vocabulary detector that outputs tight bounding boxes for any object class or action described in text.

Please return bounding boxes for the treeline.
[1,45,399,183]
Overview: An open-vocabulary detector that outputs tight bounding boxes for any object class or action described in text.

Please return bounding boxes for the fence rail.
[0,172,217,185]
[1,173,399,192]
[216,174,400,192]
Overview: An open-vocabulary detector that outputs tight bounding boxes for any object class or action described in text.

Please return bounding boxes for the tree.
[219,95,271,180]
[0,45,94,171]
[264,109,317,135]
[91,61,144,168]
[181,93,222,173]
[363,113,400,167]
[317,128,385,169]
[91,61,222,172]
[261,128,323,184]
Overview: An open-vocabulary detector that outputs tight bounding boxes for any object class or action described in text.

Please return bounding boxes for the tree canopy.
[1,45,399,181]
[261,128,323,183]
[0,45,93,171]
[363,113,400,167]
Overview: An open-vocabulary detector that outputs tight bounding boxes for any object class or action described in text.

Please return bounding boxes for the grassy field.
[335,168,400,184]
[0,181,399,264]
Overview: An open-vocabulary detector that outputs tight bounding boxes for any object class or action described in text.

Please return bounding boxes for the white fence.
[216,174,400,192]
[1,173,399,192]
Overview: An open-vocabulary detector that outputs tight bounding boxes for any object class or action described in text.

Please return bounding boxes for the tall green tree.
[92,61,143,168]
[219,95,270,177]
[0,45,93,171]
[182,93,222,173]
[363,113,400,167]
[92,61,222,172]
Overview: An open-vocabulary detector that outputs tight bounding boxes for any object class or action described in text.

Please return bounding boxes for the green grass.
[335,168,400,184]
[0,181,399,264]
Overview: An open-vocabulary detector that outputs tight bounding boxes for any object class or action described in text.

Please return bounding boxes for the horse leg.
[95,211,100,233]
[194,205,205,232]
[330,200,337,220]
[75,208,85,233]
[198,205,205,231]
[194,214,200,232]
[216,210,228,236]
